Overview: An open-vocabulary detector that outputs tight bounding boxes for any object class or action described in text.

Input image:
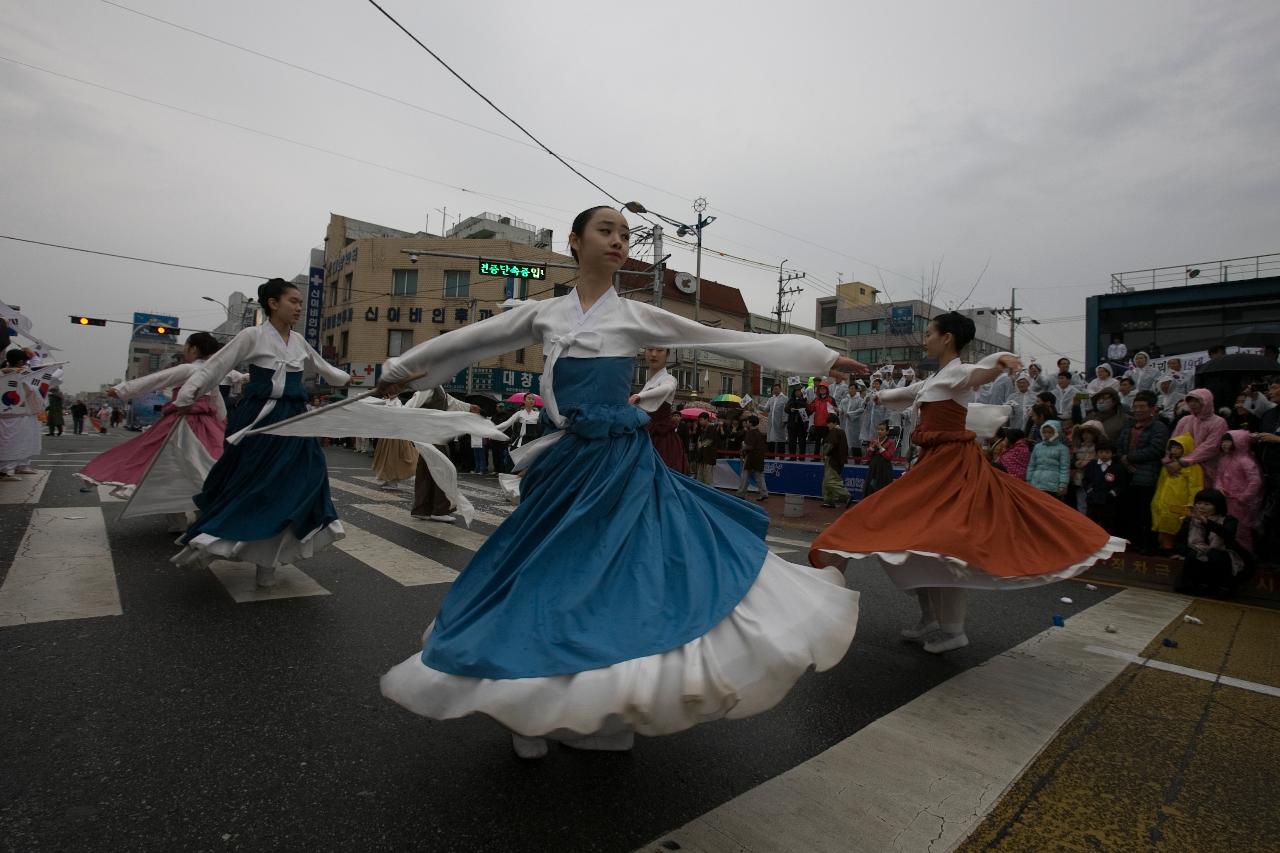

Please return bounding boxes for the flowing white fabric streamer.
[413,442,474,526]
[965,403,1012,439]
[245,399,510,445]
[121,417,216,519]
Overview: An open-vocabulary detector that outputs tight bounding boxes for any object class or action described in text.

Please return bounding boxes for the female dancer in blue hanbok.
[377,206,865,757]
[171,279,356,588]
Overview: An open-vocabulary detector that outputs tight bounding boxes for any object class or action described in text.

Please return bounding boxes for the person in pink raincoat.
[1215,430,1263,553]
[1170,388,1229,486]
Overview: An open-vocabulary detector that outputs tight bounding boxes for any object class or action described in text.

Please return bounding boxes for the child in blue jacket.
[1027,419,1070,501]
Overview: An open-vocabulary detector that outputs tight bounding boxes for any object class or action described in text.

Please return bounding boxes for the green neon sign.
[479,260,547,280]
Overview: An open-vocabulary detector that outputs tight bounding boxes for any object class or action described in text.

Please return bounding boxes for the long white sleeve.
[113,363,197,400]
[305,341,355,387]
[876,384,922,413]
[629,301,839,376]
[176,329,254,407]
[381,303,541,388]
[635,372,677,412]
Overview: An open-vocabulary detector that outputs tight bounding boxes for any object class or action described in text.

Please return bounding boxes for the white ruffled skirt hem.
[817,535,1127,590]
[171,521,345,569]
[380,552,859,737]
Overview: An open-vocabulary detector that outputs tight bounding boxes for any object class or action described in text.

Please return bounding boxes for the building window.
[819,304,837,328]
[392,269,418,296]
[387,329,414,357]
[516,348,526,365]
[720,374,734,394]
[674,367,693,389]
[853,348,881,363]
[344,272,354,303]
[329,278,338,306]
[634,364,648,386]
[340,330,349,359]
[444,270,470,298]
[835,319,882,337]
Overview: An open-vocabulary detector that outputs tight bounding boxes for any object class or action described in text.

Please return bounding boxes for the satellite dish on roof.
[674,273,698,295]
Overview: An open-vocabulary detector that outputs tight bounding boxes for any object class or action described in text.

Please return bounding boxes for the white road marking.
[334,522,458,586]
[97,485,124,503]
[352,503,488,552]
[329,478,403,503]
[0,507,121,626]
[206,560,329,603]
[1085,645,1280,698]
[0,470,50,505]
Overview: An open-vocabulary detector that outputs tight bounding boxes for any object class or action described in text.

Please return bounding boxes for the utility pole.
[651,225,663,308]
[692,198,708,398]
[774,259,805,386]
[991,287,1036,354]
[774,260,806,330]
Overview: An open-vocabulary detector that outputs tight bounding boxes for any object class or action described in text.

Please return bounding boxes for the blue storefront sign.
[717,458,904,501]
[305,267,324,349]
[443,367,542,396]
[889,305,914,336]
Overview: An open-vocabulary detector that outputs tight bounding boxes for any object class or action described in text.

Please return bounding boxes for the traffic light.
[149,325,171,335]
[71,316,107,326]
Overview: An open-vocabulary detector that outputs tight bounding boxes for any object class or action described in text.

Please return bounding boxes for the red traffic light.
[71,316,107,326]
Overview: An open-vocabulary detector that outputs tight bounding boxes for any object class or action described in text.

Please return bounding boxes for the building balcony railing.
[1110,253,1280,292]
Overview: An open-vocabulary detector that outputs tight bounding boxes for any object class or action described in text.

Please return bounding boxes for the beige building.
[318,213,815,402]
[319,213,577,396]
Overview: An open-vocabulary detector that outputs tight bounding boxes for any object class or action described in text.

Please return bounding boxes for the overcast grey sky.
[3,0,1278,392]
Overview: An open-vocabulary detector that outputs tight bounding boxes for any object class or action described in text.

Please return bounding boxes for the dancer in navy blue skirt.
[378,206,866,757]
[171,278,355,588]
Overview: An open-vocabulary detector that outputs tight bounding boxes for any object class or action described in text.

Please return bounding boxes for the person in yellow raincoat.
[1152,433,1204,550]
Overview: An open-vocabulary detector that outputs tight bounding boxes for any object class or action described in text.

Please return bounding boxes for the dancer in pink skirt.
[78,332,242,529]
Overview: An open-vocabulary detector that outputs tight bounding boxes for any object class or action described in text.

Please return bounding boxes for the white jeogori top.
[114,360,248,421]
[177,324,351,407]
[634,367,678,413]
[382,286,839,429]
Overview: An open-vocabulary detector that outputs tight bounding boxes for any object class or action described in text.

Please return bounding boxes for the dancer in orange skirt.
[811,312,1125,653]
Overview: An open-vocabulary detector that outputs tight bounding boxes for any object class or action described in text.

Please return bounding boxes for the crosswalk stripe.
[329,478,403,503]
[335,522,458,586]
[467,509,510,528]
[766,534,812,549]
[206,560,329,603]
[0,507,121,626]
[97,485,124,503]
[0,470,50,505]
[352,503,489,551]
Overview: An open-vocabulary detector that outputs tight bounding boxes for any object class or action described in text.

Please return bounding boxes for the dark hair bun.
[257,278,297,317]
[931,311,976,351]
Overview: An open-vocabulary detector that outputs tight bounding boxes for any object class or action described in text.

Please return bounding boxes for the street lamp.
[201,295,229,313]
[624,199,716,397]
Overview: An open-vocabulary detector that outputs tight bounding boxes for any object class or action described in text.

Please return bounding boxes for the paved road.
[0,432,1117,852]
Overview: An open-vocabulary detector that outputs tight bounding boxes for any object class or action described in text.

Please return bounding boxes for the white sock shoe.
[923,632,969,654]
[255,565,277,588]
[901,620,940,641]
[561,730,635,752]
[511,734,548,759]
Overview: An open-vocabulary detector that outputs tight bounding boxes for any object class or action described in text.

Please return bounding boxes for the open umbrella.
[1193,353,1279,375]
[680,407,717,420]
[683,400,717,413]
[505,392,543,407]
[711,393,742,406]
[1225,324,1280,344]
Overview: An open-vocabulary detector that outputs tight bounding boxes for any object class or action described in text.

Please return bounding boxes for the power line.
[0,54,576,227]
[0,234,269,278]
[97,0,686,208]
[363,0,626,207]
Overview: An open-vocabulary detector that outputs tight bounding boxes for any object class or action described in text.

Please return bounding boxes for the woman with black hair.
[78,332,242,529]
[377,205,865,757]
[811,312,1124,654]
[170,279,355,587]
